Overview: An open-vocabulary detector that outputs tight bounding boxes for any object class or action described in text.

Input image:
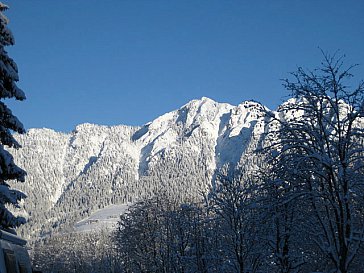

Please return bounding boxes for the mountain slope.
[8,97,267,239]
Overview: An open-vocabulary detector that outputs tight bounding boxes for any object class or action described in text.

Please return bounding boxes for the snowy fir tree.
[0,2,27,230]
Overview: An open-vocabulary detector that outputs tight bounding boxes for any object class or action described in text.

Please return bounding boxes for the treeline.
[113,185,263,273]
[31,229,118,273]
[32,170,364,273]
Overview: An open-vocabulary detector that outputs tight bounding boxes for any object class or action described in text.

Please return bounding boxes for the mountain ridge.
[9,97,268,238]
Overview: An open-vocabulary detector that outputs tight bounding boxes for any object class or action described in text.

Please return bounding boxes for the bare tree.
[264,51,364,273]
[210,174,263,273]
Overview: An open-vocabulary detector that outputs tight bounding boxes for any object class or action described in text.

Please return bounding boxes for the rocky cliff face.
[8,97,268,239]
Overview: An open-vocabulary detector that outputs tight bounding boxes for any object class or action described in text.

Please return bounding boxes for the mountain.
[8,97,268,239]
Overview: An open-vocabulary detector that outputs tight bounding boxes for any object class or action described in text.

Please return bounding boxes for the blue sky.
[5,0,364,132]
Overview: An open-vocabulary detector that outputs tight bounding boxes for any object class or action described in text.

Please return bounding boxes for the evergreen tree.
[0,2,27,230]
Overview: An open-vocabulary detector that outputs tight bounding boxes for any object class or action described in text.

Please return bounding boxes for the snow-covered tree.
[114,194,216,273]
[0,2,27,230]
[32,229,118,273]
[253,164,310,273]
[210,174,263,273]
[264,52,364,273]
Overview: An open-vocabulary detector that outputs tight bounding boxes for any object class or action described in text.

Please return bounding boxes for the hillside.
[8,97,267,239]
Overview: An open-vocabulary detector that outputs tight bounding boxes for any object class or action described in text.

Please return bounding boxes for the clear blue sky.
[5,0,364,132]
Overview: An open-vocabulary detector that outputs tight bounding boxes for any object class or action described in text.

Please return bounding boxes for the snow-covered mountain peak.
[73,123,109,133]
[177,97,233,127]
[182,96,218,107]
[10,97,276,238]
[226,100,266,137]
[135,98,232,143]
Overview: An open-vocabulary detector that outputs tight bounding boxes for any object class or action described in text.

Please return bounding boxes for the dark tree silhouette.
[264,51,364,273]
[0,2,27,230]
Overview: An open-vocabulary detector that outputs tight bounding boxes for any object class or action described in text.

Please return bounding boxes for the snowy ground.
[74,204,129,232]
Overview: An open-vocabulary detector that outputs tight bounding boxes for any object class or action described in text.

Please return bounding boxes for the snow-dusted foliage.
[0,2,27,230]
[114,195,217,273]
[209,174,263,273]
[31,229,118,273]
[259,52,364,273]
